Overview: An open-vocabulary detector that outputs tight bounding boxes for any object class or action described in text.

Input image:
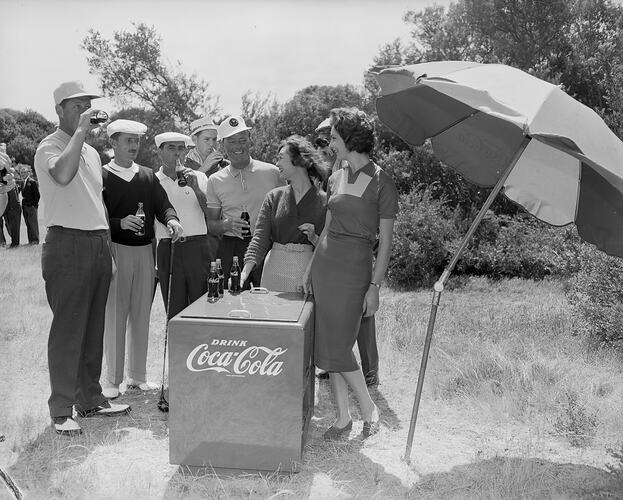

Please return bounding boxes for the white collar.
[104,160,139,181]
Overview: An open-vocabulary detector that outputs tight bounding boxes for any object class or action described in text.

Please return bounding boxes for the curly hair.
[279,135,330,185]
[329,107,375,155]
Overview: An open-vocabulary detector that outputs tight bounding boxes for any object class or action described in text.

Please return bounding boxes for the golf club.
[157,239,175,412]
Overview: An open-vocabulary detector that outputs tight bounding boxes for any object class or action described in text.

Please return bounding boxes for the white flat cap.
[106,119,147,138]
[155,132,193,148]
[314,117,332,133]
[190,117,218,137]
[217,115,252,140]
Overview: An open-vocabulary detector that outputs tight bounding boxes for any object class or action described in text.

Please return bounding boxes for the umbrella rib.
[430,110,481,139]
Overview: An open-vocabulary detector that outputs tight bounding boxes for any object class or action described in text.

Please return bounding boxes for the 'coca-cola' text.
[186,342,287,377]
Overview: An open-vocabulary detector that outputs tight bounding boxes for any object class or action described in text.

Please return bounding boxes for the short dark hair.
[329,107,375,155]
[279,135,329,184]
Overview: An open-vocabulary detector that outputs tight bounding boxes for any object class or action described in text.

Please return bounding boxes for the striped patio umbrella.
[370,61,623,461]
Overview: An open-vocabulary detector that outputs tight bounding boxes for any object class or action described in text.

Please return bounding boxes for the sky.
[0,0,452,124]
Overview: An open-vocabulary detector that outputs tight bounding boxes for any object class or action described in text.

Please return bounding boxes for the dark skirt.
[311,233,372,372]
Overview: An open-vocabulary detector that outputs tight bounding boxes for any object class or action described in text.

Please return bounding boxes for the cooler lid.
[178,288,309,322]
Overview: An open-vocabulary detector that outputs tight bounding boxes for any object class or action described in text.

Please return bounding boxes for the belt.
[48,225,109,236]
[160,234,207,243]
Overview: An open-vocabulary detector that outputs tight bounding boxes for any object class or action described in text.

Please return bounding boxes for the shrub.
[565,245,623,350]
[454,214,583,280]
[553,390,598,448]
[387,187,456,289]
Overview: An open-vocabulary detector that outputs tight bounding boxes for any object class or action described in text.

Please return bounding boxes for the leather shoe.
[323,420,352,440]
[365,372,379,387]
[126,379,159,391]
[54,416,82,436]
[362,406,380,438]
[77,401,131,418]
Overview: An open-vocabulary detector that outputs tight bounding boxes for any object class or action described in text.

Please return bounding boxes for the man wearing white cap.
[185,117,228,177]
[206,115,282,288]
[154,131,213,317]
[313,117,380,387]
[34,81,130,436]
[101,119,183,399]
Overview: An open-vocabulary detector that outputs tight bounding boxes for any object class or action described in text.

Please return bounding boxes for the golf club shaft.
[159,239,175,403]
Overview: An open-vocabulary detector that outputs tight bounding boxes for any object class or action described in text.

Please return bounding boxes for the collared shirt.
[155,167,208,239]
[103,160,139,182]
[206,159,282,237]
[34,129,108,230]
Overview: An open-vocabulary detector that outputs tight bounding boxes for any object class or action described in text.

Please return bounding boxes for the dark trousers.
[22,204,39,243]
[3,207,20,247]
[218,235,263,290]
[157,237,213,319]
[42,226,112,418]
[357,315,378,378]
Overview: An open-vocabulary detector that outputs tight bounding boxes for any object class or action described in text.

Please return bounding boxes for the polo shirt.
[155,167,208,239]
[34,129,108,230]
[205,159,282,237]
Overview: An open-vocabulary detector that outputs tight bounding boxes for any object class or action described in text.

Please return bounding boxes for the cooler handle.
[228,309,251,318]
[250,287,269,294]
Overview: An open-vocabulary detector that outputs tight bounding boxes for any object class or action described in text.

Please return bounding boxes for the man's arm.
[49,110,97,185]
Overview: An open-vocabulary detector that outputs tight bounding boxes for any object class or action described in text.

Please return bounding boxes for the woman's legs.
[328,368,378,424]
[329,373,351,426]
[341,369,377,421]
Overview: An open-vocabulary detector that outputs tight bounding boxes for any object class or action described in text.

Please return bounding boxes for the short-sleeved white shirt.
[34,129,108,230]
[155,167,208,239]
[205,159,282,237]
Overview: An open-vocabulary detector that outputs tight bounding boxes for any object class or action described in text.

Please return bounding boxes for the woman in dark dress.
[241,135,328,291]
[304,108,399,439]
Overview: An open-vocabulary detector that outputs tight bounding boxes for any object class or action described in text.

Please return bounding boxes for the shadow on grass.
[158,379,409,499]
[6,388,168,497]
[407,456,620,499]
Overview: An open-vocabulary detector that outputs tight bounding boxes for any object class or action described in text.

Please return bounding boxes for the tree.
[278,85,367,139]
[82,23,220,129]
[0,109,55,165]
[240,91,282,163]
[381,0,623,113]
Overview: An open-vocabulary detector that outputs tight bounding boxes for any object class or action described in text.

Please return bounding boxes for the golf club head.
[157,398,169,412]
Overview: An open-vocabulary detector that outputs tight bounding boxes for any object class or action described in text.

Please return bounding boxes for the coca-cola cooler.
[168,289,314,472]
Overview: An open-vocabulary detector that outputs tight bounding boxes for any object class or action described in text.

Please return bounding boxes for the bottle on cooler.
[207,261,219,303]
[215,258,224,297]
[136,202,145,236]
[229,256,241,294]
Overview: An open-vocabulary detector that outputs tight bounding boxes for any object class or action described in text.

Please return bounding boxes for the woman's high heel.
[323,420,353,440]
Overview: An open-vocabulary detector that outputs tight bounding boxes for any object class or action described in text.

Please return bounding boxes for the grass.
[1,242,623,499]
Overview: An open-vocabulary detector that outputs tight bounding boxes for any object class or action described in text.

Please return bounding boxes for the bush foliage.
[565,246,623,349]
[388,188,585,289]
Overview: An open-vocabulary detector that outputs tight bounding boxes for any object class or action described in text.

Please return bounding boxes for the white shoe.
[126,379,159,391]
[53,416,82,436]
[102,384,119,399]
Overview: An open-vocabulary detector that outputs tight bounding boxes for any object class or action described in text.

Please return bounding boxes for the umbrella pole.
[403,136,531,462]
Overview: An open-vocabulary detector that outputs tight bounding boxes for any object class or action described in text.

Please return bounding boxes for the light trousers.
[104,242,155,385]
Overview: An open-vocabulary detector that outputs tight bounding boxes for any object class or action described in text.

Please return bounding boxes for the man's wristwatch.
[369,282,381,289]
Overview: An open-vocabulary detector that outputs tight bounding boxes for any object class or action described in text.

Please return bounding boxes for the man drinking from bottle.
[101,119,183,399]
[154,132,213,318]
[34,81,130,436]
